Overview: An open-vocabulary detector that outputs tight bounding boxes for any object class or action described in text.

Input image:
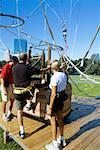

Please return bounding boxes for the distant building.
[14,39,27,54]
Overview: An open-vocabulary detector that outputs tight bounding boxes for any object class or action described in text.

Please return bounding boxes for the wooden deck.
[0,97,100,150]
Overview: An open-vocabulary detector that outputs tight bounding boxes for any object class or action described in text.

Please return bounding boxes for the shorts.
[14,92,32,110]
[15,99,27,110]
[51,96,64,116]
[1,84,14,102]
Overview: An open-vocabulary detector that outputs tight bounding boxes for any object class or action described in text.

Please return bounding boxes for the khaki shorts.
[15,99,26,110]
[1,84,14,102]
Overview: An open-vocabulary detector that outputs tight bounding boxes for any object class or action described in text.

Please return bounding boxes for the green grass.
[70,75,100,98]
[0,129,23,150]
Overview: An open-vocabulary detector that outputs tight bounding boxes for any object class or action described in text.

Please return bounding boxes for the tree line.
[68,56,100,75]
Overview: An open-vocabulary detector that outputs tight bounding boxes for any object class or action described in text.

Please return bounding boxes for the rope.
[20,30,61,50]
[40,0,56,45]
[69,0,73,31]
[62,53,100,84]
[0,38,8,49]
[24,0,45,21]
[58,0,65,24]
[31,57,41,67]
[45,0,63,24]
[81,26,100,64]
[16,0,22,52]
[74,26,100,68]
[71,24,78,58]
[45,0,68,52]
[43,3,47,41]
[69,75,95,98]
[83,51,99,74]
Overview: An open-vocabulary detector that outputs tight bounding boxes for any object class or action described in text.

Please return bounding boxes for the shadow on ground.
[64,101,96,124]
[65,118,100,147]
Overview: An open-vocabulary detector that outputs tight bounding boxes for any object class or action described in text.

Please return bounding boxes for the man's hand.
[47,65,51,70]
[3,88,7,95]
[46,107,52,120]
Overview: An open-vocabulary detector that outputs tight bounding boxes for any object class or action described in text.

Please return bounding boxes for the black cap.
[10,56,18,63]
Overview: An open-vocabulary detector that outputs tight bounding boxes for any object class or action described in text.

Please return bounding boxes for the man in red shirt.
[1,56,18,122]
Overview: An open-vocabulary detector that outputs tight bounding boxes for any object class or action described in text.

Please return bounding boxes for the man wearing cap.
[1,56,18,122]
[46,60,67,150]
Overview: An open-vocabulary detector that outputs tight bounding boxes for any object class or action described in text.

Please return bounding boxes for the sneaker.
[7,113,14,121]
[45,142,60,150]
[2,115,10,122]
[57,137,66,146]
[19,131,25,139]
[25,103,33,111]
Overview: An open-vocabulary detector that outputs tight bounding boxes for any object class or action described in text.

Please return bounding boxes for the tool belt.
[14,86,33,95]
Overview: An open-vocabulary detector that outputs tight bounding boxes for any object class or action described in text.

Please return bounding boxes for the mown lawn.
[70,75,100,98]
[0,129,23,150]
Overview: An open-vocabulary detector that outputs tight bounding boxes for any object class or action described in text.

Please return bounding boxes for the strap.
[14,86,33,95]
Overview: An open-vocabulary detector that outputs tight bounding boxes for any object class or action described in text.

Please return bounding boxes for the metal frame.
[0,13,25,28]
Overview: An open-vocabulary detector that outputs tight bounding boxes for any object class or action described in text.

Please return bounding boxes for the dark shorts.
[14,92,32,110]
[51,96,64,116]
[51,91,67,116]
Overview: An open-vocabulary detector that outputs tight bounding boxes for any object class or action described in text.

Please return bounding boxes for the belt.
[14,86,33,95]
[57,90,65,98]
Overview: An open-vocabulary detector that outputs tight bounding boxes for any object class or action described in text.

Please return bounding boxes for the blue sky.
[0,0,100,61]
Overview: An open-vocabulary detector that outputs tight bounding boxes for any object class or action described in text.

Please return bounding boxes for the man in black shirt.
[12,53,49,138]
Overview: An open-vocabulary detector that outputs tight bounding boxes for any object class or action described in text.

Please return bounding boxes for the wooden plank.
[85,134,100,150]
[63,110,100,150]
[72,127,100,150]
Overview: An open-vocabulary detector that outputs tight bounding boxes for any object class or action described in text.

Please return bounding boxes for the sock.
[53,140,58,147]
[3,113,6,118]
[7,110,11,117]
[27,101,31,108]
[20,126,24,134]
[59,136,64,141]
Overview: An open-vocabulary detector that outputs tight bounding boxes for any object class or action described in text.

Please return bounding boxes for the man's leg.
[7,84,14,116]
[1,91,8,121]
[51,116,57,140]
[17,110,25,138]
[2,101,7,115]
[15,98,26,138]
[57,111,64,136]
[8,98,14,116]
[57,111,66,146]
[46,116,59,149]
[17,110,24,127]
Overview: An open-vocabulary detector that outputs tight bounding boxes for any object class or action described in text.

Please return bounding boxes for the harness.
[14,86,33,96]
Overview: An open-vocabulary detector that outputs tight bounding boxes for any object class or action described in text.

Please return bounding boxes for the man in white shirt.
[46,60,67,150]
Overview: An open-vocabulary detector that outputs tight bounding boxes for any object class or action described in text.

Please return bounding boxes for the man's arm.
[31,65,51,75]
[40,65,51,72]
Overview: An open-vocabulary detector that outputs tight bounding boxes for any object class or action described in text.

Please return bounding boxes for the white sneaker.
[46,142,60,150]
[2,115,10,122]
[57,137,66,146]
